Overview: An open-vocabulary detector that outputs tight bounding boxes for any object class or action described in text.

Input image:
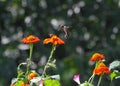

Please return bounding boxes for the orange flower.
[10,82,30,86]
[21,35,40,44]
[90,53,105,62]
[43,34,65,45]
[28,71,37,79]
[93,62,110,75]
[20,82,25,86]
[21,82,30,86]
[10,84,14,86]
[25,84,30,86]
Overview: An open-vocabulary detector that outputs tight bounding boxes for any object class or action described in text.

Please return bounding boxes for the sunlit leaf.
[115,72,120,79]
[110,70,120,81]
[109,60,120,70]
[11,78,18,84]
[17,70,24,78]
[43,79,61,86]
[30,77,41,85]
[110,71,117,81]
[81,81,94,86]
[50,75,60,80]
[47,63,56,68]
[14,80,24,86]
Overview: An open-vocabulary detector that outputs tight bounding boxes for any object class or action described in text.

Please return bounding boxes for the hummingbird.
[58,24,71,39]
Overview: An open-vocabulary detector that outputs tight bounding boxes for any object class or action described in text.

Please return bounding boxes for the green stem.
[90,74,95,84]
[25,43,33,75]
[96,61,100,68]
[97,75,103,86]
[42,45,56,77]
[29,43,33,60]
[88,61,99,84]
[17,62,27,71]
[88,74,95,83]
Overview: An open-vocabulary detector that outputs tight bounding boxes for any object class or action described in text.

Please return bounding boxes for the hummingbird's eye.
[60,25,64,28]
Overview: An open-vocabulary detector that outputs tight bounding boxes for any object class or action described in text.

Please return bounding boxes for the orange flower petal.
[93,68,102,75]
[56,37,65,45]
[21,35,40,44]
[25,84,30,86]
[90,53,105,62]
[20,81,25,86]
[98,62,106,67]
[28,72,37,79]
[10,84,14,86]
[43,34,65,45]
[43,38,52,44]
[93,62,110,75]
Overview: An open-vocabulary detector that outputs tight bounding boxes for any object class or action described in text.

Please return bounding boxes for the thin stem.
[25,43,33,75]
[42,45,56,77]
[90,74,95,84]
[17,62,27,78]
[30,44,33,60]
[97,75,103,86]
[95,61,100,68]
[17,62,27,71]
[88,61,99,83]
[88,74,95,83]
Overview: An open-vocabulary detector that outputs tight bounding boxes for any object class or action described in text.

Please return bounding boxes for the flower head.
[10,84,14,86]
[43,34,65,45]
[90,53,105,62]
[73,74,80,85]
[28,71,37,79]
[93,62,110,75]
[21,35,40,44]
[25,84,30,86]
[10,81,30,86]
[39,80,43,86]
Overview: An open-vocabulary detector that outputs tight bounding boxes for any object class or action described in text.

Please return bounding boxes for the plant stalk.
[42,45,56,77]
[97,75,103,86]
[25,43,33,75]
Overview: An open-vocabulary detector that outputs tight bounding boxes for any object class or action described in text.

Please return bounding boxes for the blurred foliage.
[0,0,120,86]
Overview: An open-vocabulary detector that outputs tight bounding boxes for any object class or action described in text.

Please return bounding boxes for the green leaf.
[110,70,120,81]
[115,76,120,79]
[47,63,56,68]
[44,79,61,86]
[110,71,117,81]
[30,77,41,85]
[17,70,24,78]
[50,75,60,80]
[81,81,94,86]
[109,60,120,70]
[14,80,24,86]
[11,78,18,84]
[115,71,120,79]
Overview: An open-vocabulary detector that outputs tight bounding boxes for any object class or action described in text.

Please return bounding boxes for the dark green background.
[0,0,120,86]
